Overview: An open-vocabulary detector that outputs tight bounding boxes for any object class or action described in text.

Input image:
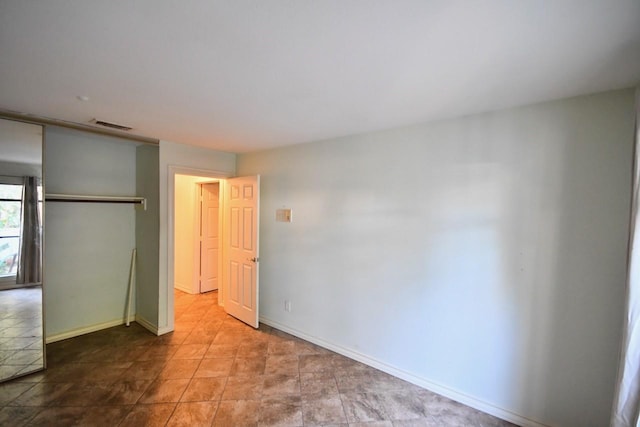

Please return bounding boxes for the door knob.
[248,257,259,263]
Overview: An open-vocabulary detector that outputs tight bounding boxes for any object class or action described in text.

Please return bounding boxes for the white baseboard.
[260,316,549,427]
[46,315,136,343]
[0,282,41,291]
[135,314,160,335]
[157,325,173,335]
[174,283,193,294]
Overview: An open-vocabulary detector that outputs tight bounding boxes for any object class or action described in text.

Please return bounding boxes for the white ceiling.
[0,1,639,153]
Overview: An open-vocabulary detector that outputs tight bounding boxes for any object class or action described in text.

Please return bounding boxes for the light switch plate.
[276,208,292,222]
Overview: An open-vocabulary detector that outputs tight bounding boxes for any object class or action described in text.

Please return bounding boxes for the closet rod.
[45,193,147,210]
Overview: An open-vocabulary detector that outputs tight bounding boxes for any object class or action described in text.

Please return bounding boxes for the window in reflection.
[0,183,23,277]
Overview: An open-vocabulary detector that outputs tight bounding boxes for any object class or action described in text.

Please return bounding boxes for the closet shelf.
[45,193,146,210]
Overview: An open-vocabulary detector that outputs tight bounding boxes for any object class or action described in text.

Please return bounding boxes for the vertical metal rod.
[126,249,136,327]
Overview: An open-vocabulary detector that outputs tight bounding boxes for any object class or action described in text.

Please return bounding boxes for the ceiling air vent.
[90,119,132,131]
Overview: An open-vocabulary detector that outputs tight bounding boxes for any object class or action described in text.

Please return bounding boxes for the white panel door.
[223,175,259,328]
[200,183,219,292]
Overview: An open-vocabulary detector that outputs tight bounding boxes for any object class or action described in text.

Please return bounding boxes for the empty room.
[0,1,639,427]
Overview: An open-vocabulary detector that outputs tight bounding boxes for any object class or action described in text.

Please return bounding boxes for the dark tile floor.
[0,290,517,426]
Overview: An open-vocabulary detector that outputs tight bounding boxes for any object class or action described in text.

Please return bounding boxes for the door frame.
[167,165,231,326]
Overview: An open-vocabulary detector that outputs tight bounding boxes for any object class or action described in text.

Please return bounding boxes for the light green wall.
[44,127,137,338]
[135,144,160,330]
[238,89,635,427]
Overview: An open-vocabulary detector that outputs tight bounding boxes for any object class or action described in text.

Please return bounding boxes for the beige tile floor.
[0,287,44,381]
[0,289,517,426]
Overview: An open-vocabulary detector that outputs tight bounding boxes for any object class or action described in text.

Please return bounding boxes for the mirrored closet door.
[0,118,45,382]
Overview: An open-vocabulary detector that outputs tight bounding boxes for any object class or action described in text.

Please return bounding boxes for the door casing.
[167,166,231,327]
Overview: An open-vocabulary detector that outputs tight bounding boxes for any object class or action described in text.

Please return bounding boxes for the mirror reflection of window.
[0,182,23,278]
[0,118,45,383]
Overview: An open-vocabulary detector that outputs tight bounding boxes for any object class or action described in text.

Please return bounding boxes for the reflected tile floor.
[0,287,44,381]
[0,290,518,426]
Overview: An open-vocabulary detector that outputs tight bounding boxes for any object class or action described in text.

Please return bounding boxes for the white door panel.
[200,183,219,292]
[223,175,259,328]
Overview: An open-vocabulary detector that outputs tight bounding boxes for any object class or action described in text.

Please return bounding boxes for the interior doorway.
[174,174,221,296]
[168,167,261,330]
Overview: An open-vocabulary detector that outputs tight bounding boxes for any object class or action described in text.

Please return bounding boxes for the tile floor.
[0,287,44,381]
[0,290,517,426]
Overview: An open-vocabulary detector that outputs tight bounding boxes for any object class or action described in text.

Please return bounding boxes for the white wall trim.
[260,316,550,427]
[46,315,136,343]
[0,281,38,291]
[192,181,202,295]
[157,325,173,335]
[0,276,17,288]
[174,282,194,295]
[166,165,232,334]
[135,314,160,335]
